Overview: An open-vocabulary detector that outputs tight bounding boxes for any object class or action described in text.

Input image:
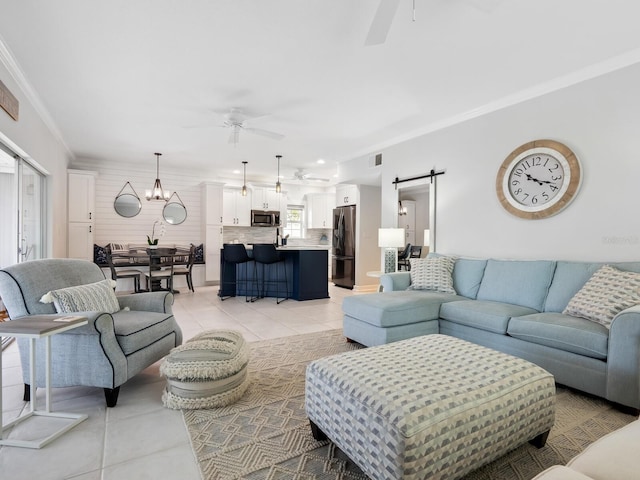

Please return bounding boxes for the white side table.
[0,315,88,448]
[366,271,383,292]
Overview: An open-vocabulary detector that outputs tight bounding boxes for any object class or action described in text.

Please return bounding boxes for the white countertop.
[276,245,330,250]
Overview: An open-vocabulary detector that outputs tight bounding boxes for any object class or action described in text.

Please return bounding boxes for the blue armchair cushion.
[41,279,120,314]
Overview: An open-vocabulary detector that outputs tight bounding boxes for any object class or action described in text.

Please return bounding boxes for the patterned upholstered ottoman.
[305,334,556,480]
[160,330,249,409]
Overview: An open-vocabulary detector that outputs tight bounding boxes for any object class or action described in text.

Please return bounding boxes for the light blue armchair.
[0,258,183,407]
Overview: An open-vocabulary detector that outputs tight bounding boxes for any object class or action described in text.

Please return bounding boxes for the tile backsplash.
[223,227,332,246]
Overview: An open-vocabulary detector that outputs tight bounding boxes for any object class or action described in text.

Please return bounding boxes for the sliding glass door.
[0,143,45,268]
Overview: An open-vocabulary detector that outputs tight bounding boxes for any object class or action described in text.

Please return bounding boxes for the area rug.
[183,329,637,480]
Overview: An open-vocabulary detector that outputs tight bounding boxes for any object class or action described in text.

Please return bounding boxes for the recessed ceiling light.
[317,159,325,164]
[233,169,241,174]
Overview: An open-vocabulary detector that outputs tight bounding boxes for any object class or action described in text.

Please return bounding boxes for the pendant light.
[241,161,248,196]
[145,152,170,201]
[275,155,282,193]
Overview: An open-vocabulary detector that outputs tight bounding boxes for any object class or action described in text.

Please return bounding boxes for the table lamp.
[378,228,406,273]
[424,229,430,253]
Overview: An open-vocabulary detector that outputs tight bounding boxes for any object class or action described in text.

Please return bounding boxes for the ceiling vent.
[370,153,383,168]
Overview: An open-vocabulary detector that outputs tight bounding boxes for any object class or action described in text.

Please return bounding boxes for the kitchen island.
[219,246,329,301]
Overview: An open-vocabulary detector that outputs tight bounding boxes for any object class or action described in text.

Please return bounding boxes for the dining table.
[111,247,183,294]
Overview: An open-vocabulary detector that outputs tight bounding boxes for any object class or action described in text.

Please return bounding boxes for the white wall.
[0,61,71,258]
[356,185,381,289]
[363,62,640,262]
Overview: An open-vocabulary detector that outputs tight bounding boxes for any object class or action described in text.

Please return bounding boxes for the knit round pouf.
[160,329,249,409]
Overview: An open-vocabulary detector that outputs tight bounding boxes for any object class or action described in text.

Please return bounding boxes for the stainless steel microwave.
[251,210,280,227]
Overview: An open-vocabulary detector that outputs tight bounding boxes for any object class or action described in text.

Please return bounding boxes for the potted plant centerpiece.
[147,220,165,248]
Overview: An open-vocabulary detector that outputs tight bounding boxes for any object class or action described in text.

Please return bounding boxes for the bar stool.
[252,243,289,304]
[220,244,254,302]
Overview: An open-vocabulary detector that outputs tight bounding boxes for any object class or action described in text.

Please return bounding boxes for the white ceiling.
[1,1,640,185]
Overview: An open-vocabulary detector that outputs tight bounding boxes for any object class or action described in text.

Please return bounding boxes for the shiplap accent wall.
[73,161,207,248]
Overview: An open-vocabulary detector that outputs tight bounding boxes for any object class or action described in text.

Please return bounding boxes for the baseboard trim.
[354,284,378,293]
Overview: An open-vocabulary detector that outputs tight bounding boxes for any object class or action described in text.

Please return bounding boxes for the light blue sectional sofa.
[342,257,640,411]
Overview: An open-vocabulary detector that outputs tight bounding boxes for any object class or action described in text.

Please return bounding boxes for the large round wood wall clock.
[496,139,582,220]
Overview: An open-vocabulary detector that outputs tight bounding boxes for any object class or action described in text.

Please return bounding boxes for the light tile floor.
[0,283,360,479]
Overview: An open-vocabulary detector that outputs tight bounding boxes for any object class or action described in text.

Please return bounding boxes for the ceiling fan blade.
[244,127,284,140]
[225,107,269,123]
[365,0,401,46]
[293,169,330,182]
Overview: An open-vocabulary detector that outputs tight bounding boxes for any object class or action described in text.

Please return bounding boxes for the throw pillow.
[563,265,640,328]
[109,243,129,254]
[408,256,456,294]
[40,279,120,314]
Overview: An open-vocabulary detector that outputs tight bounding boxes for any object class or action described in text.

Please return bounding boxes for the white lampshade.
[378,228,405,248]
[424,229,430,247]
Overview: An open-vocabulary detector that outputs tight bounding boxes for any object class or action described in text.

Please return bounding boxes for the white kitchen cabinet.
[335,184,358,207]
[223,188,251,226]
[201,182,225,282]
[205,224,223,282]
[68,170,95,223]
[68,170,97,260]
[306,193,334,229]
[68,222,94,261]
[252,187,281,210]
[202,183,224,225]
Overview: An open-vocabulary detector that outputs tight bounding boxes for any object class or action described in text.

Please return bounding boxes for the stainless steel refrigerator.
[332,205,356,289]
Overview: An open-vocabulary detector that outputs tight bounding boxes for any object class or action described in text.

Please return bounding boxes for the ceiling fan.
[292,168,330,183]
[216,108,285,145]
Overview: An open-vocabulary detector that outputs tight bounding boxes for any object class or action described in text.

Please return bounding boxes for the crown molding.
[0,33,73,159]
[345,47,640,162]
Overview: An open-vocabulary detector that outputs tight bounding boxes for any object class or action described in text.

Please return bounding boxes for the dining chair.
[172,244,196,292]
[397,243,412,271]
[405,245,422,271]
[105,245,143,293]
[144,248,176,292]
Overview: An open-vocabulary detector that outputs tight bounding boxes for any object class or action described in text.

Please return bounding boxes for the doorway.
[0,142,45,268]
[398,184,429,257]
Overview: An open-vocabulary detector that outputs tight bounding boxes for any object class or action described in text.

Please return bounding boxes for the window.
[283,205,303,239]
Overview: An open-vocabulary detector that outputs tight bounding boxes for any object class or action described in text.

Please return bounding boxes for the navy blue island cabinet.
[219,247,329,301]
